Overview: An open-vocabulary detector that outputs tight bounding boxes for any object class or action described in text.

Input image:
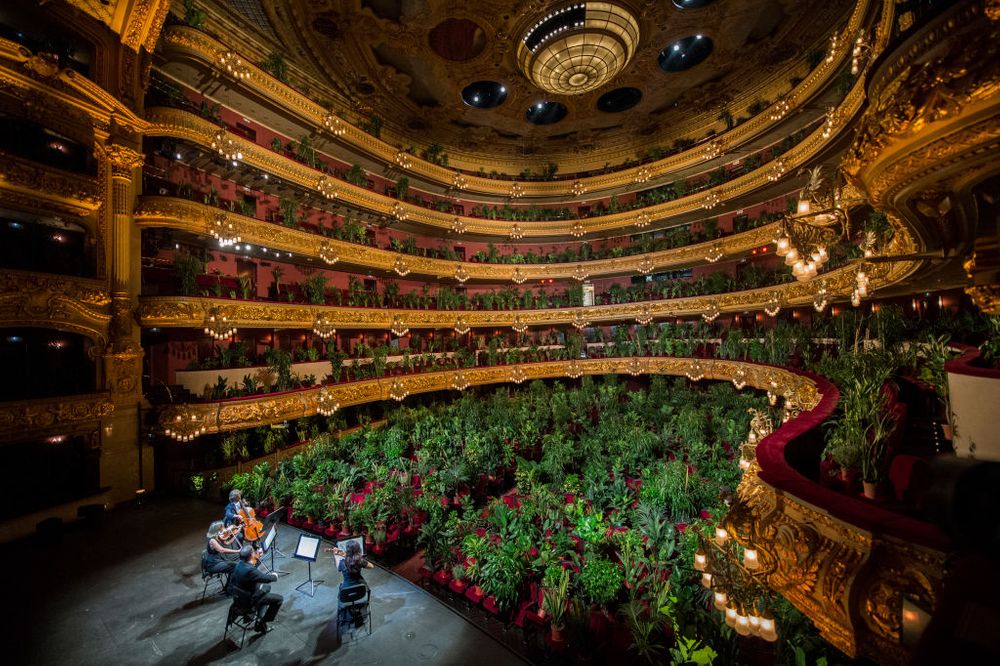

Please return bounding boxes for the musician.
[223,489,243,527]
[204,520,241,576]
[335,541,374,591]
[229,545,283,633]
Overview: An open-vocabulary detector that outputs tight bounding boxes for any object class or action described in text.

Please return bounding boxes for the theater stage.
[5,498,525,665]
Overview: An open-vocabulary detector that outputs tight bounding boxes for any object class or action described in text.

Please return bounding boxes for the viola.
[238,500,264,542]
[217,524,241,541]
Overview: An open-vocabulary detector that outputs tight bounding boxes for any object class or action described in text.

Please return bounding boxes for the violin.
[217,524,241,541]
[324,547,346,557]
[238,499,264,542]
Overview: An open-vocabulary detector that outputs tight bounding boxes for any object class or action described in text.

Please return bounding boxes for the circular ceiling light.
[672,0,717,9]
[658,34,714,72]
[597,86,642,112]
[526,101,568,124]
[462,81,508,109]
[517,3,640,96]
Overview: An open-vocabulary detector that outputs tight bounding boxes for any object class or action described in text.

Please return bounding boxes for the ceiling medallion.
[517,3,640,96]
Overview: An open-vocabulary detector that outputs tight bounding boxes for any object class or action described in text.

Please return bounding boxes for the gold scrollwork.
[0,392,114,439]
[0,269,111,346]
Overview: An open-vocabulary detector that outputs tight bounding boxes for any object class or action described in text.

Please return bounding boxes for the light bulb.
[744,548,760,570]
[694,549,707,572]
[735,612,750,635]
[784,247,800,265]
[775,237,790,256]
[714,590,728,611]
[725,606,737,627]
[797,199,811,215]
[715,527,728,546]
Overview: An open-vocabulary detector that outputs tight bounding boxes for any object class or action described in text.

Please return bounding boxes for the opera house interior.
[1,0,999,663]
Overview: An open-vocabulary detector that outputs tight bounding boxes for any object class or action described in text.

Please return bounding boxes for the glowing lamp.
[715,527,728,546]
[743,548,760,570]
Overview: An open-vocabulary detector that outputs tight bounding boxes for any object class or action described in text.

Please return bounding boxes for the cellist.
[223,489,243,527]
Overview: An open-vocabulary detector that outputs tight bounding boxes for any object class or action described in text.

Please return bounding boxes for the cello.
[238,499,265,543]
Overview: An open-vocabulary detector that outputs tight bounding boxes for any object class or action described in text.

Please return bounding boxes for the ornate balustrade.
[158,0,873,194]
[135,195,780,282]
[0,392,114,440]
[0,152,101,217]
[0,269,111,347]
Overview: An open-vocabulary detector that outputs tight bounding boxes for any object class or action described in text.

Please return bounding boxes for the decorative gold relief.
[0,270,110,346]
[0,392,113,439]
[0,152,101,216]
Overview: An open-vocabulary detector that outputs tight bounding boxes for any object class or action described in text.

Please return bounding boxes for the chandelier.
[454,317,471,335]
[392,255,410,276]
[391,201,409,222]
[821,105,840,140]
[390,315,409,337]
[210,212,241,247]
[454,265,470,283]
[394,150,413,169]
[512,315,528,333]
[510,224,525,240]
[571,180,587,197]
[626,356,646,377]
[769,96,792,122]
[774,167,846,282]
[211,128,243,162]
[316,387,339,416]
[636,304,653,325]
[452,173,469,190]
[510,365,528,384]
[633,166,652,184]
[511,267,528,285]
[317,176,339,200]
[813,284,830,313]
[571,310,590,329]
[164,405,210,442]
[318,240,339,265]
[323,111,346,136]
[451,371,470,391]
[702,303,721,323]
[203,307,236,340]
[739,408,774,471]
[566,360,583,379]
[731,367,747,390]
[451,217,467,234]
[388,377,409,401]
[218,51,250,80]
[509,182,525,198]
[570,221,586,238]
[313,314,336,339]
[705,243,724,263]
[572,265,589,282]
[852,265,870,307]
[635,211,651,228]
[686,360,705,382]
[763,292,782,317]
[637,256,655,275]
[851,34,872,76]
[703,190,721,210]
[694,529,778,642]
[703,140,723,161]
[767,159,787,182]
[517,3,639,96]
[826,32,840,65]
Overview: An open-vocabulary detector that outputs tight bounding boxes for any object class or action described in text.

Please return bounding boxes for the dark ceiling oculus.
[461,81,509,109]
[658,34,714,72]
[517,2,640,96]
[597,86,642,112]
[526,101,568,125]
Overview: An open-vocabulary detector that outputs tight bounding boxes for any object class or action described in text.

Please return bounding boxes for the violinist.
[205,520,241,576]
[229,545,283,633]
[328,542,374,591]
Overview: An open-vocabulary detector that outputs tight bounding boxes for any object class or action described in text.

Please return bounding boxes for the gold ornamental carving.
[0,392,114,440]
[0,270,111,346]
[0,151,101,216]
[134,196,780,282]
[102,143,145,178]
[158,357,821,435]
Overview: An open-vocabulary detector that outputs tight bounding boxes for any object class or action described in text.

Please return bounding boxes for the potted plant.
[918,334,958,440]
[542,565,571,642]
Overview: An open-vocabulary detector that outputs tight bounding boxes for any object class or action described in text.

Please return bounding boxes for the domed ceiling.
[221,0,855,168]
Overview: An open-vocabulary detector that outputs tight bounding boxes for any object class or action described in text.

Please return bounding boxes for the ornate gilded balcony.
[0,152,101,217]
[0,392,114,440]
[0,270,111,347]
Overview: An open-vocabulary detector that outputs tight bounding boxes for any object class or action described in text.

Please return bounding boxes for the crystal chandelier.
[211,128,242,162]
[570,221,586,238]
[731,367,747,390]
[316,387,339,416]
[705,243,724,263]
[510,365,528,384]
[451,217,467,234]
[318,240,339,265]
[203,307,236,340]
[637,256,655,275]
[451,371,470,391]
[390,315,409,337]
[392,255,410,276]
[510,224,525,240]
[317,176,339,200]
[388,377,409,401]
[452,173,469,190]
[703,190,721,210]
[210,212,241,247]
[323,111,346,136]
[454,317,470,335]
[394,150,413,169]
[511,267,528,285]
[313,314,336,339]
[454,265,470,283]
[391,201,409,222]
[635,211,651,228]
[703,140,723,161]
[571,310,590,329]
[626,357,645,376]
[572,265,589,282]
[767,159,787,182]
[512,315,528,333]
[763,293,781,317]
[571,180,587,197]
[218,51,250,80]
[702,303,721,323]
[686,360,705,382]
[509,182,525,198]
[694,529,778,642]
[774,167,846,282]
[813,284,830,313]
[164,405,210,442]
[636,304,653,325]
[566,360,583,379]
[633,166,651,184]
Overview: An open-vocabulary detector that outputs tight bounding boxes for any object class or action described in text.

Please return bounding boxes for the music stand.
[265,508,289,559]
[261,524,290,576]
[293,534,323,597]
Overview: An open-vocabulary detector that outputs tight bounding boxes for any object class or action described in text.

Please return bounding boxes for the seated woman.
[337,541,374,590]
[204,520,241,575]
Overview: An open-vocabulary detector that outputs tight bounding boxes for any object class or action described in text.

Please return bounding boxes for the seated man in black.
[229,545,283,633]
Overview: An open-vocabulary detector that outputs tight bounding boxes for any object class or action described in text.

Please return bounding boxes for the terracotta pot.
[550,624,565,643]
[862,481,878,499]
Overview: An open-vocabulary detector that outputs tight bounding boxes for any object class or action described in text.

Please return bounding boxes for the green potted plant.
[918,334,958,440]
[542,565,571,642]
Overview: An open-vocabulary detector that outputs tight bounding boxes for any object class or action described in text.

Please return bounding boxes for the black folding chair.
[224,588,258,648]
[200,552,228,603]
[336,583,372,641]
